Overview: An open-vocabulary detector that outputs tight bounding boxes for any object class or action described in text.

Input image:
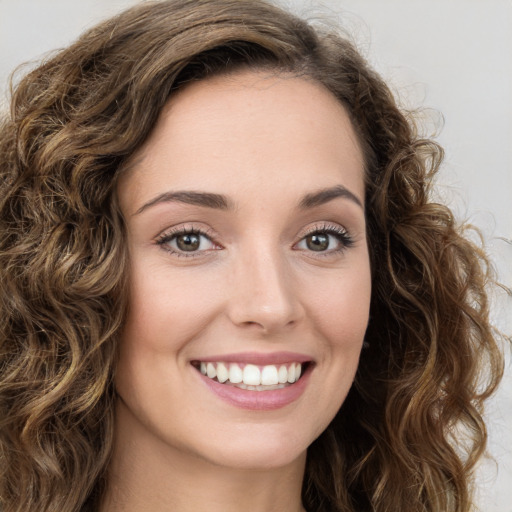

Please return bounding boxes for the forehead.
[119,70,365,213]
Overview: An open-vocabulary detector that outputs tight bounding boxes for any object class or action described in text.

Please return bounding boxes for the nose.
[226,247,303,334]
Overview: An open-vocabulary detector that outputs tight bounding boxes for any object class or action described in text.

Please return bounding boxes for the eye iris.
[306,233,329,251]
[176,233,200,251]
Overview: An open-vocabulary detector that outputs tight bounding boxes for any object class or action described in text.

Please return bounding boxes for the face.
[116,71,371,471]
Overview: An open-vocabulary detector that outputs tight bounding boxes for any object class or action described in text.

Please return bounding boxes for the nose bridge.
[228,241,301,332]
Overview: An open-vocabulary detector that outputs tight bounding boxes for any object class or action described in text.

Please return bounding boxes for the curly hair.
[0,0,504,511]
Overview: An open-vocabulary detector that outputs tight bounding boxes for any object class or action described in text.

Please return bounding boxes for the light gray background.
[1,1,511,510]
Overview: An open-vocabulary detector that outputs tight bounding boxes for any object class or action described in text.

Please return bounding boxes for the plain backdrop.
[1,1,511,510]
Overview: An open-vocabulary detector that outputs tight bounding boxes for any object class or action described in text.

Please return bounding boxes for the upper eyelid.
[156,221,348,237]
[156,224,217,241]
[295,221,350,238]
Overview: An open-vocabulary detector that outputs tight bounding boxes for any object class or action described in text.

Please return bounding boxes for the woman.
[0,1,504,511]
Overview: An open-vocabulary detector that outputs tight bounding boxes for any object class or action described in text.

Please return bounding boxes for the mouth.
[191,360,310,391]
[190,352,314,410]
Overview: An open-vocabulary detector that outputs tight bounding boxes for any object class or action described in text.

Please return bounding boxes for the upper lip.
[191,351,314,365]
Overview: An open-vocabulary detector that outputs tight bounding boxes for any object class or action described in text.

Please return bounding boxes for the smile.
[191,354,313,410]
[195,361,303,390]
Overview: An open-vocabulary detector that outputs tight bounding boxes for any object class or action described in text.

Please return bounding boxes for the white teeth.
[287,363,296,383]
[238,383,287,391]
[216,362,229,383]
[278,365,288,384]
[197,361,304,388]
[206,362,216,379]
[261,365,279,385]
[243,364,261,385]
[229,363,243,383]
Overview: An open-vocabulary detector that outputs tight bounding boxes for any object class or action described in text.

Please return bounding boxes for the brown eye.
[295,226,354,255]
[176,233,201,251]
[305,233,329,251]
[157,229,217,256]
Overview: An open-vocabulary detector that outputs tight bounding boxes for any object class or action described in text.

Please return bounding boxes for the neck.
[100,401,307,512]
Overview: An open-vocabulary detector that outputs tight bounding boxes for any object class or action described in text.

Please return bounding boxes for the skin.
[103,71,371,512]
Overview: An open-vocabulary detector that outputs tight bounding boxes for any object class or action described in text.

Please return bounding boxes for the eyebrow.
[134,190,232,215]
[134,184,363,215]
[298,185,363,210]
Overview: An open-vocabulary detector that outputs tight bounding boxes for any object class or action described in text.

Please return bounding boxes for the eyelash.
[155,225,219,258]
[155,223,354,258]
[297,223,355,256]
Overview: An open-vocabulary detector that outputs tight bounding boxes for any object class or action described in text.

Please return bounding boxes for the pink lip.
[194,361,313,411]
[193,351,313,365]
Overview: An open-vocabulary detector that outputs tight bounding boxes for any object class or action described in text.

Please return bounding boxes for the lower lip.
[196,365,313,411]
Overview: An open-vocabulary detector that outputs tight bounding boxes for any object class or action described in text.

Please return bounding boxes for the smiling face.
[115,71,371,472]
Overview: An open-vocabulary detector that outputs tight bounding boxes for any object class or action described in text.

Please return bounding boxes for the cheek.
[299,261,371,438]
[302,262,371,353]
[123,262,223,347]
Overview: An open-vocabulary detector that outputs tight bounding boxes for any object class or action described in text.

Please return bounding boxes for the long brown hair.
[0,1,504,510]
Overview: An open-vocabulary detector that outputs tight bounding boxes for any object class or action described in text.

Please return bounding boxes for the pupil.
[177,233,200,251]
[307,233,329,251]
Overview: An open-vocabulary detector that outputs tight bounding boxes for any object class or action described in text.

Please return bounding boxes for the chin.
[184,421,315,472]
[202,442,307,472]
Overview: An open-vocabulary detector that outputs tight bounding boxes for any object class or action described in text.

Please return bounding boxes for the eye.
[295,225,354,254]
[156,227,219,256]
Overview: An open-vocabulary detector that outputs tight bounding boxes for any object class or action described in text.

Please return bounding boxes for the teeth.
[295,363,302,381]
[206,362,216,379]
[197,361,304,388]
[287,363,296,383]
[216,362,229,383]
[243,364,261,385]
[236,383,287,391]
[229,363,243,383]
[278,365,288,384]
[261,365,279,385]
